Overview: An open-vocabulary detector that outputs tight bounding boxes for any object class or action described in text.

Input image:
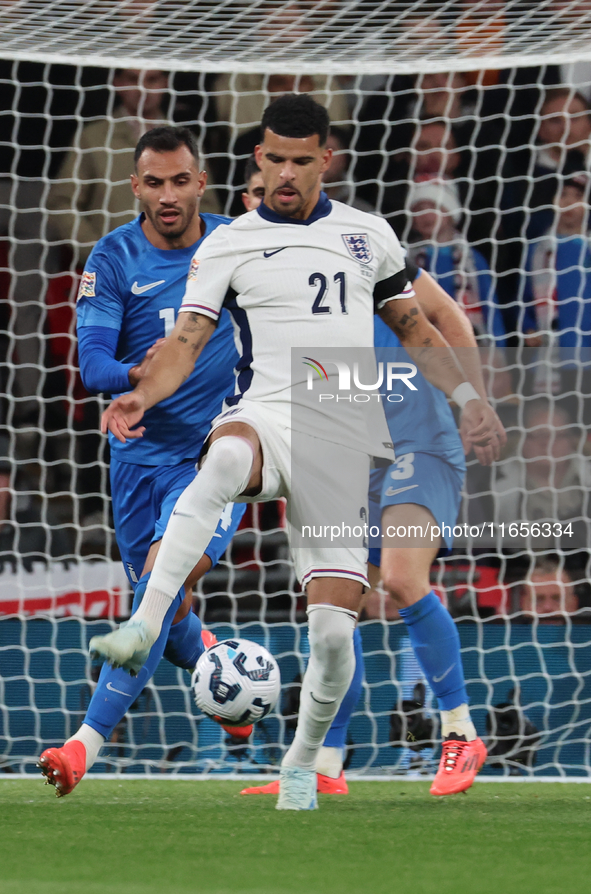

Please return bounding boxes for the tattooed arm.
[378,295,501,458]
[378,295,467,398]
[101,311,216,442]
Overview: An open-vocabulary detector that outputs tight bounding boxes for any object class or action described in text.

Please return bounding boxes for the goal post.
[1,0,591,780]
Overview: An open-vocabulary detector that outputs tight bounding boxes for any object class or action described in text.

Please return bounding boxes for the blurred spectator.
[212,71,348,137]
[521,167,591,422]
[47,68,220,267]
[517,555,581,623]
[403,72,477,123]
[511,89,591,245]
[241,156,265,213]
[378,119,498,251]
[407,178,506,345]
[322,127,375,212]
[493,398,590,548]
[523,168,591,350]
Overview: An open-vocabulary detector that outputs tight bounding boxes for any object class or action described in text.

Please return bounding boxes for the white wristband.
[451,382,481,409]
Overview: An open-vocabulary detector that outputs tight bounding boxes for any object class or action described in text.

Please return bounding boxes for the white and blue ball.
[191,638,281,726]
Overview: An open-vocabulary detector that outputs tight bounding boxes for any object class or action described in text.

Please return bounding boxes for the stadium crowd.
[0,56,590,623]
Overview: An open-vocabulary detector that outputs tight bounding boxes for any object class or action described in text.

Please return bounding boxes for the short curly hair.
[261,93,329,145]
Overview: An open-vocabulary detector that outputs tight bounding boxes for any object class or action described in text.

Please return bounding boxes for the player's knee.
[313,625,351,663]
[206,436,253,476]
[381,564,426,607]
[308,605,356,666]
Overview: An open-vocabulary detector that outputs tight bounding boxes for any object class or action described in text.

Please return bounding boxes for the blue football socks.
[84,571,205,738]
[163,608,205,669]
[398,590,467,711]
[84,592,181,738]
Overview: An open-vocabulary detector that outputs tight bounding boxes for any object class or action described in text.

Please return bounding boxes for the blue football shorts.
[367,451,465,566]
[110,457,246,586]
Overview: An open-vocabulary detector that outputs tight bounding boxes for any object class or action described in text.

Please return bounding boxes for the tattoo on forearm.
[181,312,207,333]
[178,336,188,344]
[396,307,419,330]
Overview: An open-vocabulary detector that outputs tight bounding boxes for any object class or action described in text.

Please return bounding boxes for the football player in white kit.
[93,94,500,810]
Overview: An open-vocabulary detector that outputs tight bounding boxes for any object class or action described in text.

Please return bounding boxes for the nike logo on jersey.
[432,664,456,683]
[263,248,287,258]
[106,681,132,696]
[384,484,419,497]
[131,279,166,294]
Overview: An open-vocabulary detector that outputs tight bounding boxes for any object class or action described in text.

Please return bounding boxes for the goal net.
[2,0,591,780]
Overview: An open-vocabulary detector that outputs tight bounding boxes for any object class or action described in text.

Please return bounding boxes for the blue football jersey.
[76,213,238,465]
[374,314,465,463]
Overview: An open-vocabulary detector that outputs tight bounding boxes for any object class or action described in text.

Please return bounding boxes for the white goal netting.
[1,1,591,779]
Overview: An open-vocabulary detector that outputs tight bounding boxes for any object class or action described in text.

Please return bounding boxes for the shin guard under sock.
[283,604,357,771]
[323,626,364,751]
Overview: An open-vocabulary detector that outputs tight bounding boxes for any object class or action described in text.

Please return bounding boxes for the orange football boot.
[241,778,280,794]
[430,736,487,796]
[200,631,254,740]
[38,740,87,798]
[216,717,254,739]
[200,629,218,650]
[241,771,348,795]
[317,771,348,794]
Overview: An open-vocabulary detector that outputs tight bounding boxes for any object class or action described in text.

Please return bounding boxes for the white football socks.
[441,704,477,742]
[132,436,254,640]
[68,723,104,771]
[283,604,357,771]
[315,745,344,779]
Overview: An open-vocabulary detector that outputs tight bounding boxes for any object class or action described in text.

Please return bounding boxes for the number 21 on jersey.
[310,272,347,315]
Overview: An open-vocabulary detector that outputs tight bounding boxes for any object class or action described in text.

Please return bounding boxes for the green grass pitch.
[1,780,589,894]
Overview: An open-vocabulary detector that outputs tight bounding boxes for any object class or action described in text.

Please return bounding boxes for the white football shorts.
[209,399,369,589]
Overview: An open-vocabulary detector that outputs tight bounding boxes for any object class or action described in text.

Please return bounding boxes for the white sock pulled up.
[132,436,254,639]
[315,745,344,779]
[441,703,477,742]
[283,603,357,771]
[68,723,105,772]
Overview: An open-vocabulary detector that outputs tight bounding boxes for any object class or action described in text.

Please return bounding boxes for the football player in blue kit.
[38,126,247,797]
[365,263,504,795]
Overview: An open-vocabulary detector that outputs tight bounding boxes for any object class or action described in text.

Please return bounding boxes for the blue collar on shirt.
[257,191,332,225]
[137,212,226,253]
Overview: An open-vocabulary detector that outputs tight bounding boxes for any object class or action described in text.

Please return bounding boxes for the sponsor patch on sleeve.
[187,257,200,281]
[77,271,96,300]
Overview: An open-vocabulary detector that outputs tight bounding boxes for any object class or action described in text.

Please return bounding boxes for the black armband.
[405,259,419,282]
[373,268,411,311]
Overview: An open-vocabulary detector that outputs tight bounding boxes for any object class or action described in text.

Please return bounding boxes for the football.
[191,638,281,726]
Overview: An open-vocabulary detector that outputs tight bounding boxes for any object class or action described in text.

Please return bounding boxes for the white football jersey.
[181,196,412,456]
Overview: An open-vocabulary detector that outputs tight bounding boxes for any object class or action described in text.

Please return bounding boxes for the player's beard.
[146,198,197,241]
[268,186,305,218]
